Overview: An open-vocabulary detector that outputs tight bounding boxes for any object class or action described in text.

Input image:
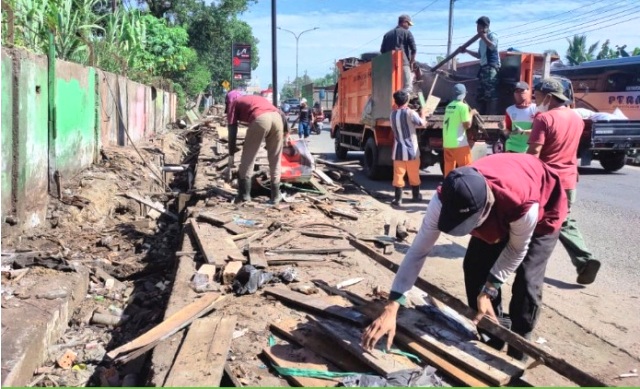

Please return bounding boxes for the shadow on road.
[544,276,585,290]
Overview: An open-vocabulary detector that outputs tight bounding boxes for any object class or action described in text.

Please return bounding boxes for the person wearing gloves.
[361,153,567,361]
[226,95,289,204]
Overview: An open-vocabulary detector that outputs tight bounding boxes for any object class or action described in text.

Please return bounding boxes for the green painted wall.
[1,51,13,220]
[16,51,49,227]
[54,61,96,177]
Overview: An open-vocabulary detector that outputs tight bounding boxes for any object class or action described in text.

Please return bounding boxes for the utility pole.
[278,27,319,98]
[271,0,278,106]
[446,0,455,69]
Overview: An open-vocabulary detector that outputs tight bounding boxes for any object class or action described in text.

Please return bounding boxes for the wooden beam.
[300,231,345,240]
[347,237,608,387]
[311,317,417,376]
[269,247,355,255]
[124,192,178,220]
[265,231,300,250]
[266,254,326,265]
[269,319,370,373]
[264,288,368,326]
[262,344,341,387]
[164,315,237,386]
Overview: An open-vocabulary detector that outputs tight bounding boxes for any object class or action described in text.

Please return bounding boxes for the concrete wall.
[1,47,176,229]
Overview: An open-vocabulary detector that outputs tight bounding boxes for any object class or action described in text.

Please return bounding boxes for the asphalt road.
[305,122,640,356]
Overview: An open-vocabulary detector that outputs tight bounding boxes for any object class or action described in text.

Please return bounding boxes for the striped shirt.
[390,107,424,161]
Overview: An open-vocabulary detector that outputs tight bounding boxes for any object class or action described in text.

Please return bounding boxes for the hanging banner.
[232,43,252,80]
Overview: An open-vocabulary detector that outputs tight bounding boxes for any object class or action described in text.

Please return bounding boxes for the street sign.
[221,80,230,90]
[232,43,252,80]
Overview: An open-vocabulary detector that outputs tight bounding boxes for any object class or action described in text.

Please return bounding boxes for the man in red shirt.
[227,95,289,204]
[527,78,600,285]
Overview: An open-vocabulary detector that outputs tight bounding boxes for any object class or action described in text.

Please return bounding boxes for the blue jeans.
[298,122,310,138]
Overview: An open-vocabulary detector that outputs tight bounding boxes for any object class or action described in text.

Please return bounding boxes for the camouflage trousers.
[478,66,499,101]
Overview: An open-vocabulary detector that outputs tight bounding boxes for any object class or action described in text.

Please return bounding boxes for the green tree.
[633,47,640,56]
[566,35,599,65]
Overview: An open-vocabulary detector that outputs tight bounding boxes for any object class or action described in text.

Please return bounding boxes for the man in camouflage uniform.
[465,16,500,114]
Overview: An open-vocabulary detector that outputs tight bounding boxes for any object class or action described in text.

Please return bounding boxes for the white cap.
[300,98,307,104]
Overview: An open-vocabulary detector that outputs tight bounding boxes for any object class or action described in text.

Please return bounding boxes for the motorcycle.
[312,112,324,135]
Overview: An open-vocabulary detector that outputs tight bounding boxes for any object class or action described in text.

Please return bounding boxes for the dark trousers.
[463,232,559,358]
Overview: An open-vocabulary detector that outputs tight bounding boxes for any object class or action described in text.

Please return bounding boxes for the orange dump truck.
[329,50,552,178]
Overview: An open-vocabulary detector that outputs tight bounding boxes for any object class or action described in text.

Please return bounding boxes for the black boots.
[270,181,283,205]
[412,186,422,202]
[235,179,252,203]
[391,187,403,206]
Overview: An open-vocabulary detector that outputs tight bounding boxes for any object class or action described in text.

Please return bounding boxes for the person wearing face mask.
[504,82,537,153]
[527,78,601,285]
[361,153,567,362]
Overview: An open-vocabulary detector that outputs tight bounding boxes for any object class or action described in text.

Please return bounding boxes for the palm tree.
[566,35,599,65]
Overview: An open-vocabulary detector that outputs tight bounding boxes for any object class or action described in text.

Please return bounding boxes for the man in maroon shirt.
[227,95,288,204]
[527,78,601,285]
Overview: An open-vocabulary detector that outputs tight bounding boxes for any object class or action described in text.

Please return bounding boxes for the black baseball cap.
[476,16,490,26]
[438,167,488,236]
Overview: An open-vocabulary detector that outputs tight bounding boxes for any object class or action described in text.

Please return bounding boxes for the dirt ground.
[2,120,638,387]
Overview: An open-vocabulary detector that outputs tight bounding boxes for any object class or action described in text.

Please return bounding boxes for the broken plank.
[269,319,370,373]
[106,293,223,360]
[230,229,267,241]
[265,231,300,249]
[221,221,245,235]
[311,317,417,376]
[248,246,268,269]
[267,255,326,265]
[331,208,359,220]
[196,264,217,283]
[165,315,237,387]
[315,158,358,172]
[347,237,607,388]
[309,177,329,195]
[191,221,225,267]
[314,169,335,185]
[218,229,245,261]
[386,217,398,238]
[223,364,243,388]
[300,231,345,240]
[269,247,354,255]
[124,192,178,220]
[223,261,243,285]
[263,344,342,387]
[263,288,368,326]
[197,213,233,226]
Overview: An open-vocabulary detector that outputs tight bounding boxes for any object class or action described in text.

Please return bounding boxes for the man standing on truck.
[464,16,500,115]
[504,82,537,153]
[380,14,417,95]
[442,84,476,177]
[362,153,568,361]
[527,78,601,285]
[389,90,427,206]
[227,95,289,204]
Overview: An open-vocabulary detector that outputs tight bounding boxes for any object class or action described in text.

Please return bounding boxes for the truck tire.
[334,129,349,160]
[599,152,626,172]
[364,137,385,180]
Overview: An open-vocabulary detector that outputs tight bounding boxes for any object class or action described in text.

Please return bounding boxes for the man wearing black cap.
[465,16,500,114]
[527,77,600,285]
[362,153,568,361]
[381,14,417,95]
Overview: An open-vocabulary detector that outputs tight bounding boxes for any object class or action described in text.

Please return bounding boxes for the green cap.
[535,77,568,101]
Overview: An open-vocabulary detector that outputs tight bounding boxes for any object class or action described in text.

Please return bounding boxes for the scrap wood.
[316,158,359,173]
[230,229,267,241]
[106,293,224,361]
[314,169,335,186]
[263,288,368,326]
[269,247,355,255]
[300,230,345,240]
[310,316,418,376]
[347,237,608,387]
[309,177,329,195]
[270,319,370,373]
[265,231,300,249]
[336,278,364,290]
[248,246,268,269]
[123,192,178,221]
[164,315,237,387]
[266,254,326,265]
[190,221,225,268]
[263,344,344,387]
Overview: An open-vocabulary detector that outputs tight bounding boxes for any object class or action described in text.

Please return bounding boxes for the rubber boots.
[412,186,423,202]
[270,181,283,205]
[391,187,403,206]
[235,179,251,204]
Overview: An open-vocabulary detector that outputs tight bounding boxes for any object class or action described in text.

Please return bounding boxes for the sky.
[239,0,640,90]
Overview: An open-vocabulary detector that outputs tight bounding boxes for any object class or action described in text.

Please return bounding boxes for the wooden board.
[266,255,326,265]
[222,221,245,235]
[248,246,268,269]
[264,288,368,326]
[165,315,237,387]
[218,229,245,261]
[106,293,223,360]
[270,319,370,373]
[191,220,225,268]
[312,317,417,376]
[347,237,608,387]
[300,231,345,240]
[269,247,354,255]
[386,217,398,238]
[266,231,300,250]
[263,344,341,387]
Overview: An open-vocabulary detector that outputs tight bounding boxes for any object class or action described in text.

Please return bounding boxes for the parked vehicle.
[282,98,301,114]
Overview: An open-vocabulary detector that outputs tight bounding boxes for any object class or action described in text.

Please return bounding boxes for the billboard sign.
[232,43,252,80]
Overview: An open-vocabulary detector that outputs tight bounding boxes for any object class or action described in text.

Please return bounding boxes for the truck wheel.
[364,137,384,180]
[599,153,626,172]
[334,129,348,160]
